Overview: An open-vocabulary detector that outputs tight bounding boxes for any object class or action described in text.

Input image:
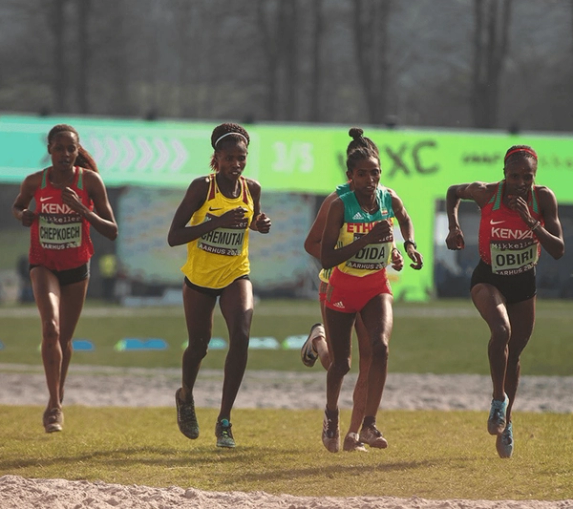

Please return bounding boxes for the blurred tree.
[257,1,280,120]
[50,0,69,113]
[174,0,199,118]
[105,1,131,116]
[1,0,573,131]
[352,0,392,125]
[310,0,324,122]
[283,0,299,121]
[257,0,300,120]
[77,0,91,114]
[471,0,512,128]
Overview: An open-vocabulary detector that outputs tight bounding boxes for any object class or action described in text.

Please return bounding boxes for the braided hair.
[209,123,250,172]
[346,127,380,172]
[48,124,99,172]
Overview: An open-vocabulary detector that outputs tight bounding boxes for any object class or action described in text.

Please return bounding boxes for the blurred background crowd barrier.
[1,115,572,305]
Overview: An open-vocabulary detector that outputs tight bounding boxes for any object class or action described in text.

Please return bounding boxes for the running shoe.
[359,423,388,449]
[43,407,63,433]
[175,388,199,439]
[215,419,236,448]
[496,422,514,458]
[487,394,509,436]
[322,408,340,453]
[301,323,322,367]
[343,432,367,452]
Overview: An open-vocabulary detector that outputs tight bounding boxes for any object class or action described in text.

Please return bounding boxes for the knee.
[229,333,249,358]
[185,338,209,362]
[42,319,59,344]
[490,323,511,345]
[329,359,351,378]
[371,339,390,362]
[507,339,529,364]
[507,351,521,368]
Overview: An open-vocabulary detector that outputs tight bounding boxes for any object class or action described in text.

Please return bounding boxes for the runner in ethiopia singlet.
[336,186,395,276]
[478,181,542,276]
[29,167,94,271]
[181,173,254,289]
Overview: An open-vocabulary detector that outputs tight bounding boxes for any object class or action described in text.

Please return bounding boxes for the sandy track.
[2,364,573,413]
[2,364,572,509]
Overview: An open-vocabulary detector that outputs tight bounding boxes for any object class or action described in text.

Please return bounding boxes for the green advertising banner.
[2,114,572,301]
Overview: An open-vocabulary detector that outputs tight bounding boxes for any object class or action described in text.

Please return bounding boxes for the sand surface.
[1,363,572,508]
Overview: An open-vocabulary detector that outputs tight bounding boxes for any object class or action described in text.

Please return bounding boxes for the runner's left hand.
[255,213,271,234]
[407,248,423,270]
[62,186,87,216]
[391,247,404,271]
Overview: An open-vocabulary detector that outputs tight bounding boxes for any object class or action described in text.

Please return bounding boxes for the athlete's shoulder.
[180,175,211,206]
[22,170,44,190]
[382,187,405,206]
[243,178,262,202]
[534,185,558,206]
[335,182,352,197]
[534,184,555,197]
[244,177,261,191]
[81,167,104,185]
[324,190,341,204]
[26,169,45,182]
[188,174,211,190]
[456,181,497,202]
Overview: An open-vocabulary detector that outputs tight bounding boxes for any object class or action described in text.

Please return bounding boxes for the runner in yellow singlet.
[168,123,271,449]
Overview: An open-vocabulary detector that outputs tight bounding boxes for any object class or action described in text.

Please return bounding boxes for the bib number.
[346,241,392,271]
[490,241,539,275]
[39,216,82,249]
[198,227,245,256]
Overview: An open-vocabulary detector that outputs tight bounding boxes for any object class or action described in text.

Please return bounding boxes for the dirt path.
[2,364,572,509]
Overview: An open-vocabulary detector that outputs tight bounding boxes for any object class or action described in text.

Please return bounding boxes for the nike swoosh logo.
[209,207,223,211]
[490,220,505,225]
[40,196,53,202]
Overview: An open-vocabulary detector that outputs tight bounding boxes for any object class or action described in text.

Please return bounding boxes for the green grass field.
[1,298,573,375]
[1,407,572,500]
[1,298,573,500]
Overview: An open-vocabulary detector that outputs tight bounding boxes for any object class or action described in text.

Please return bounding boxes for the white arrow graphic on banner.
[104,136,122,170]
[119,136,137,169]
[136,137,153,171]
[152,138,169,172]
[87,136,106,165]
[84,134,190,175]
[170,139,188,172]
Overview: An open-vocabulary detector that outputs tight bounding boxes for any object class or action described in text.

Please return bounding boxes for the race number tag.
[39,215,82,250]
[346,241,393,271]
[198,227,245,256]
[490,241,539,276]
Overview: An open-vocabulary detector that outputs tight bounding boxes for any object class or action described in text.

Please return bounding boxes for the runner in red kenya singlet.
[445,145,564,458]
[13,124,118,433]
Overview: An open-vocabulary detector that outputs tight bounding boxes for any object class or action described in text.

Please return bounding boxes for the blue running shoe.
[496,422,514,458]
[215,419,236,448]
[488,394,509,435]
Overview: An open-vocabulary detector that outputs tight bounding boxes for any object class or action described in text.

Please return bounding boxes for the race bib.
[198,226,245,256]
[39,215,82,250]
[346,241,392,271]
[490,241,539,276]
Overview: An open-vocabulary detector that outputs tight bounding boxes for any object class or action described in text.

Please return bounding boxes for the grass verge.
[1,406,572,500]
[1,299,573,375]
